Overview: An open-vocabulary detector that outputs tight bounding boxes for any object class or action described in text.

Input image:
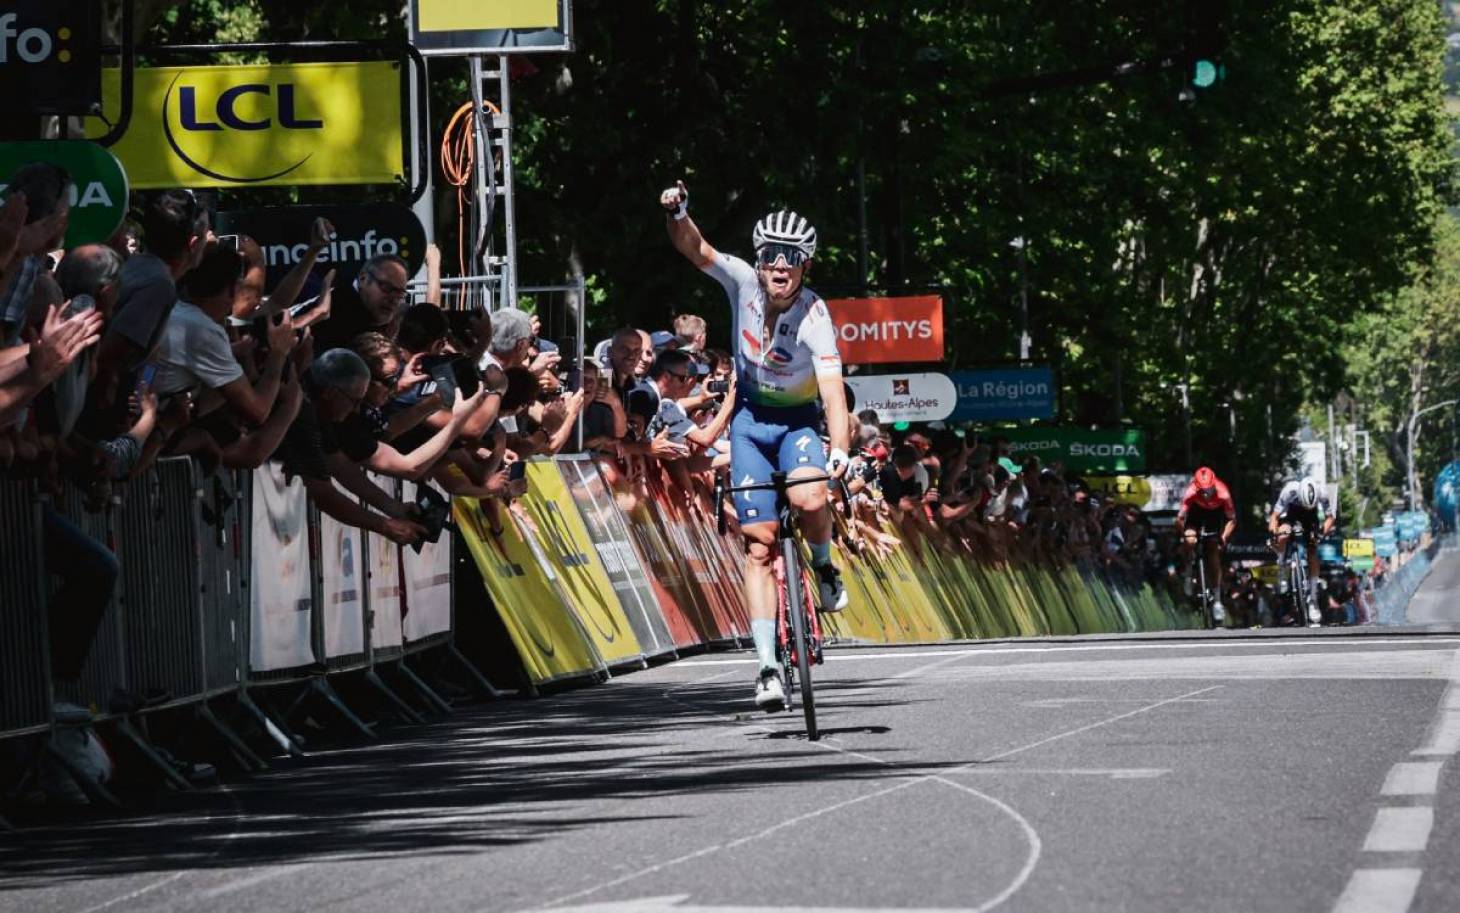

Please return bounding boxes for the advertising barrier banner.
[317,491,366,660]
[1084,474,1189,512]
[365,473,404,651]
[1343,538,1375,559]
[411,0,574,55]
[825,295,944,365]
[521,461,645,668]
[249,464,316,672]
[401,481,453,643]
[216,204,426,289]
[948,367,1056,422]
[999,427,1147,474]
[844,373,956,423]
[454,497,606,686]
[88,62,404,189]
[0,1,101,115]
[0,141,128,247]
[556,457,675,658]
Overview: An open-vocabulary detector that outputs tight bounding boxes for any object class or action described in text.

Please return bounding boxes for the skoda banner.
[845,372,956,423]
[411,0,574,55]
[948,366,1056,422]
[1001,427,1147,474]
[87,62,404,189]
[216,204,427,288]
[0,141,128,248]
[0,1,101,115]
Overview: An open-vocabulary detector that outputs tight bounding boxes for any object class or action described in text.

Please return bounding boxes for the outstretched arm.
[660,181,717,267]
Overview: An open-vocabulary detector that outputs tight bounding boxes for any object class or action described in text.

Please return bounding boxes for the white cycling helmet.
[752,210,817,262]
[1298,478,1319,509]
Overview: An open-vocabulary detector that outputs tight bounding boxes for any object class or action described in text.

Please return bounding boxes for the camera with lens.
[705,379,730,395]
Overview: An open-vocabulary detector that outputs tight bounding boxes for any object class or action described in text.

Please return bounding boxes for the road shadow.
[0,675,918,889]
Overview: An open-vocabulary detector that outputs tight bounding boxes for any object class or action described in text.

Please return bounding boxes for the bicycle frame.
[715,470,850,741]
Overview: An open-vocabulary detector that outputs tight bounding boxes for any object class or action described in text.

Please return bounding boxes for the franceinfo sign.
[216,203,426,288]
[1000,427,1146,474]
[948,366,1055,421]
[845,373,956,423]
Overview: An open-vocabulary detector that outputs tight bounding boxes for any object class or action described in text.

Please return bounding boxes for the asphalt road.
[6,556,1460,913]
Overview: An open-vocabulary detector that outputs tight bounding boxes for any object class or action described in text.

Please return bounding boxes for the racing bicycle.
[1186,530,1224,629]
[715,471,849,741]
[1275,521,1320,627]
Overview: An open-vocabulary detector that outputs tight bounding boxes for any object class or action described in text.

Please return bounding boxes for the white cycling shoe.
[754,670,786,712]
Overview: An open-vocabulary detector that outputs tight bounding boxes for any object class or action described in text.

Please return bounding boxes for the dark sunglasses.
[369,271,407,298]
[372,363,404,387]
[755,243,808,269]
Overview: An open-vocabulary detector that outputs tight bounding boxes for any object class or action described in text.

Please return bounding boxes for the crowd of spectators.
[0,173,600,698]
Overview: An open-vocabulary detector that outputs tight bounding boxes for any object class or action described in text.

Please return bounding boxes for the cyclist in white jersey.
[660,180,851,712]
[1268,477,1335,624]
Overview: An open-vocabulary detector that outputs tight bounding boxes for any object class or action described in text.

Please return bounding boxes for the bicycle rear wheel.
[782,538,818,740]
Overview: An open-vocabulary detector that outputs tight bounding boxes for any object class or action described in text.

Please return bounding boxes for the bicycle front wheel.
[782,539,818,741]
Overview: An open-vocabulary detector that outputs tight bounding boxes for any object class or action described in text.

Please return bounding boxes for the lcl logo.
[162,74,324,183]
[0,13,72,64]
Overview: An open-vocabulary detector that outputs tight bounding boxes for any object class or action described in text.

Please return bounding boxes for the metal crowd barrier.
[1,456,478,770]
[0,480,50,739]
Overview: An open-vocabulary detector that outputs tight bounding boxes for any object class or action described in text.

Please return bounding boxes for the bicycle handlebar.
[713,472,852,537]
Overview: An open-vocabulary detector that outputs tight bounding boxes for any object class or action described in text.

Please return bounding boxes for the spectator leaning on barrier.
[155,247,298,427]
[310,253,409,353]
[646,348,736,469]
[270,349,428,544]
[100,190,210,379]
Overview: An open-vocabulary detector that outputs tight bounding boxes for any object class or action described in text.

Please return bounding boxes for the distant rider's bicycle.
[1275,521,1320,627]
[715,471,849,741]
[1187,530,1224,629]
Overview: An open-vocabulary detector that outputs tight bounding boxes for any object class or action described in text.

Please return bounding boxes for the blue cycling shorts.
[728,401,825,526]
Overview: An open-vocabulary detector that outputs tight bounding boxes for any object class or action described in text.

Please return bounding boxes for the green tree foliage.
[1343,214,1460,515]
[128,0,1455,515]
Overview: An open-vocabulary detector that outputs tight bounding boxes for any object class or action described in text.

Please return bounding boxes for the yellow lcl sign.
[86,62,403,189]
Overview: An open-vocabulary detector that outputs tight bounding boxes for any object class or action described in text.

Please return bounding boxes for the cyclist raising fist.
[660,180,850,712]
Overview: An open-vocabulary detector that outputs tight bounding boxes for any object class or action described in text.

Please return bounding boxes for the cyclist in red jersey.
[1174,466,1238,623]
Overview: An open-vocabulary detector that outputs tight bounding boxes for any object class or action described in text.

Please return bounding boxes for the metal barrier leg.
[446,643,515,699]
[238,689,305,757]
[197,702,268,772]
[310,678,377,739]
[43,741,122,808]
[364,668,425,724]
[114,719,193,792]
[396,661,452,716]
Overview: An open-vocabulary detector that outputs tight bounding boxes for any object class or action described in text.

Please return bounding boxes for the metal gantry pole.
[468,55,492,287]
[498,55,519,311]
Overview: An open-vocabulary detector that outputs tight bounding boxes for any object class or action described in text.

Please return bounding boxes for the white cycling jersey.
[701,251,842,408]
[1274,481,1331,519]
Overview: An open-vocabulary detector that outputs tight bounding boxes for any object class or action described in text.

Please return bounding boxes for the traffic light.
[1192,58,1224,89]
[1187,0,1227,91]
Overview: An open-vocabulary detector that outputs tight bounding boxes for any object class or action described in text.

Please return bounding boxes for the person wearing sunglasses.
[311,253,410,353]
[659,179,851,713]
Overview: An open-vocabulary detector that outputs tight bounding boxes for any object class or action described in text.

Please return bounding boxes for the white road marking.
[1362,808,1434,853]
[978,686,1223,764]
[941,767,1170,780]
[1332,868,1422,913]
[673,637,1460,667]
[533,896,974,912]
[1380,762,1444,797]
